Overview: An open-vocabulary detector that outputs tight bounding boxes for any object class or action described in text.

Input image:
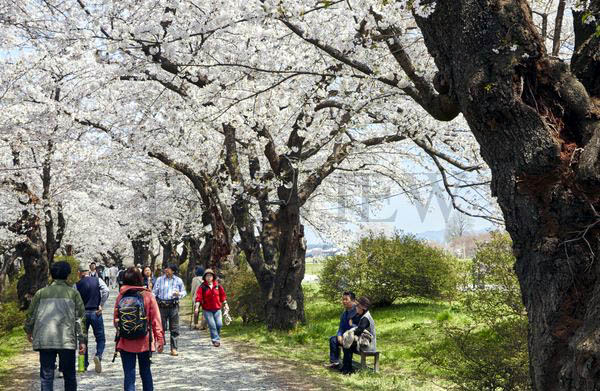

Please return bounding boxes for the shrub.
[0,301,25,338]
[53,256,80,286]
[0,275,26,338]
[222,254,267,323]
[319,232,459,306]
[418,232,530,390]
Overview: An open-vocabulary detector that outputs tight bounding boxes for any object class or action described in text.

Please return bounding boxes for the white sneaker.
[94,356,102,373]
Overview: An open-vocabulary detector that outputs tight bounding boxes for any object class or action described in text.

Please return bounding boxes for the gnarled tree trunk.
[414,1,600,389]
[13,211,47,309]
[131,232,151,266]
[266,203,306,329]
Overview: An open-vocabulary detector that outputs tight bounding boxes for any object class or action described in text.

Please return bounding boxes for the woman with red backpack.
[194,268,227,347]
[113,267,164,391]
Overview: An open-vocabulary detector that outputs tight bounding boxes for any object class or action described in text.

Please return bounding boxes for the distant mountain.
[414,229,446,244]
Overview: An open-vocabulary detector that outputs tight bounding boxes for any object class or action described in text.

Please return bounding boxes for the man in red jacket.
[194,269,227,347]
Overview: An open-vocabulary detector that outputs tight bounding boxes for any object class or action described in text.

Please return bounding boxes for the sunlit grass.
[305,262,324,276]
[222,283,463,390]
[0,327,27,384]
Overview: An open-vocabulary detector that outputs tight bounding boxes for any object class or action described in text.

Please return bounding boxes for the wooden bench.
[360,351,380,372]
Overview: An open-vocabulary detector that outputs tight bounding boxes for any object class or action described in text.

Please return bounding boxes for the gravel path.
[24,287,312,391]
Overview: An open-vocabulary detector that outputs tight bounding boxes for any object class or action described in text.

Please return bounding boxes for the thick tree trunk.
[266,204,306,330]
[415,1,600,389]
[184,236,201,289]
[13,212,47,309]
[0,250,17,297]
[160,241,178,266]
[132,237,151,266]
[107,249,125,269]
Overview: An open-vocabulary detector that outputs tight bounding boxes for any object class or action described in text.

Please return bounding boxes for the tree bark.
[131,232,151,266]
[13,211,47,309]
[184,236,201,288]
[414,1,600,389]
[266,203,306,329]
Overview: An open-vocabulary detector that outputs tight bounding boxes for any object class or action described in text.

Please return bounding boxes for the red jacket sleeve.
[219,285,227,304]
[195,285,203,303]
[148,295,164,346]
[113,293,122,328]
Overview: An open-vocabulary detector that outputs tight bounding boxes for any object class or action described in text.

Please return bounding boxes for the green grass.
[305,262,324,276]
[222,283,461,390]
[0,327,27,383]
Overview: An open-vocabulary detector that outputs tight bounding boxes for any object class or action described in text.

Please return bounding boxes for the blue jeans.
[39,349,76,391]
[84,311,106,368]
[329,336,342,363]
[120,351,153,391]
[203,310,223,342]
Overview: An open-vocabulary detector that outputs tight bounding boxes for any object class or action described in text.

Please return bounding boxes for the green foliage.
[222,255,266,323]
[0,272,26,338]
[0,301,25,339]
[53,256,80,286]
[224,283,458,390]
[178,260,188,287]
[319,233,459,306]
[0,327,27,386]
[418,232,530,390]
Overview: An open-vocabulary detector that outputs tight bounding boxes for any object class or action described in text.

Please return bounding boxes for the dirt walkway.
[17,287,334,391]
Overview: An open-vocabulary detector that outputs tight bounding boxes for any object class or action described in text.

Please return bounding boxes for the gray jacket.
[358,311,377,352]
[24,280,86,351]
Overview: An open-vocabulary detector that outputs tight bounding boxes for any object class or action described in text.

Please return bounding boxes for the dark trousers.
[329,336,342,363]
[39,349,76,391]
[341,342,360,373]
[120,351,153,391]
[84,310,106,368]
[159,304,179,350]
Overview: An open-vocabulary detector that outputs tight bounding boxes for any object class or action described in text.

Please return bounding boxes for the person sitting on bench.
[340,296,376,375]
[325,291,360,369]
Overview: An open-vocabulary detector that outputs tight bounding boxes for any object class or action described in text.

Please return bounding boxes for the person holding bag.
[114,267,164,391]
[194,269,227,347]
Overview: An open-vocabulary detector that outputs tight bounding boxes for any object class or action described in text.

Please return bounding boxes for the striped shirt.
[152,275,186,301]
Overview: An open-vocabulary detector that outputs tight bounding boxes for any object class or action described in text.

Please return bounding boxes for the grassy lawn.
[305,262,324,276]
[222,283,457,391]
[0,327,28,384]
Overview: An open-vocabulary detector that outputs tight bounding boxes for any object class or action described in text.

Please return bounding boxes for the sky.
[304,190,497,245]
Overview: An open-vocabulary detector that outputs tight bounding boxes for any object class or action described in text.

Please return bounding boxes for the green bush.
[0,275,26,338]
[53,256,80,286]
[319,232,459,306]
[0,301,25,338]
[222,256,266,324]
[418,232,530,390]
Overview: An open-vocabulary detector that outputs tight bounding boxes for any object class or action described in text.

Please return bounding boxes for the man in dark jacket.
[76,262,109,373]
[25,261,86,391]
[324,291,360,369]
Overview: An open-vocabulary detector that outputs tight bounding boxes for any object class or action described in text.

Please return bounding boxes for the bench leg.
[374,353,379,373]
[360,353,366,368]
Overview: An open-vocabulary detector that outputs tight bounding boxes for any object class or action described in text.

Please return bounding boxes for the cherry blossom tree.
[270,0,600,388]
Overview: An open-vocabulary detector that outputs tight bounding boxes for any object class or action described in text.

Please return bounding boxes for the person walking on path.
[152,263,186,356]
[76,262,110,373]
[117,268,125,289]
[108,265,119,289]
[194,269,227,347]
[324,291,359,370]
[88,262,99,278]
[24,261,86,391]
[190,266,205,330]
[340,297,377,375]
[114,267,164,391]
[142,266,154,290]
